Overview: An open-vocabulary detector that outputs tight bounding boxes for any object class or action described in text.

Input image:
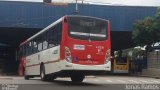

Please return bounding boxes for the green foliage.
[132,17,154,46]
[132,8,160,47]
[153,7,160,42]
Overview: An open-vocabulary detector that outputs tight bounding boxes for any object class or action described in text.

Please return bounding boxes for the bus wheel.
[71,74,85,83]
[22,67,25,76]
[46,75,56,81]
[24,75,30,80]
[40,64,47,81]
[24,69,29,80]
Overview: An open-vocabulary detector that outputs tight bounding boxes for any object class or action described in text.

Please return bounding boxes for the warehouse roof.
[0,1,157,31]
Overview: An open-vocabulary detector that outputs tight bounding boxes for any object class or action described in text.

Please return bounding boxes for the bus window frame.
[20,21,63,57]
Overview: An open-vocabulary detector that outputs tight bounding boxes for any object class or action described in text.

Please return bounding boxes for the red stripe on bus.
[26,64,40,67]
[26,59,60,67]
[44,60,60,64]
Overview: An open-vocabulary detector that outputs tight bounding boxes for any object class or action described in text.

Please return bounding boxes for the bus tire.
[22,67,25,76]
[46,75,55,81]
[24,68,29,80]
[24,75,30,80]
[71,74,85,83]
[40,64,47,81]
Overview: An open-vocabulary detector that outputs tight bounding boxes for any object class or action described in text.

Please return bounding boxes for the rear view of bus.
[60,15,111,82]
[20,15,111,83]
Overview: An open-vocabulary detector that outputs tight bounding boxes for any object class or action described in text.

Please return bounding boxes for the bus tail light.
[105,49,111,64]
[65,47,72,63]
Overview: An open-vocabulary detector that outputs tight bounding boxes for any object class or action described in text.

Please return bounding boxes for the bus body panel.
[25,53,40,75]
[61,16,111,66]
[44,46,61,74]
[18,15,111,79]
[59,60,111,71]
[64,37,110,65]
[26,46,60,75]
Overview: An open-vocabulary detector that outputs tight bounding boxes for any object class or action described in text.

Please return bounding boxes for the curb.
[0,77,13,80]
[141,75,160,79]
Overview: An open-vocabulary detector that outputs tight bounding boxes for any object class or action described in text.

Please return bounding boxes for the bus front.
[61,15,111,74]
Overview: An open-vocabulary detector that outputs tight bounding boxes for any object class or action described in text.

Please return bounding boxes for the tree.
[132,17,155,46]
[132,8,160,50]
[152,8,160,43]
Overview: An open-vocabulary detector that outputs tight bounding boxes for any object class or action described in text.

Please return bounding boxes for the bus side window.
[43,41,48,50]
[29,41,33,55]
[38,43,42,51]
[32,38,38,53]
[48,28,56,47]
[37,35,43,52]
[47,22,62,48]
[54,22,62,45]
[26,43,31,56]
[42,32,48,50]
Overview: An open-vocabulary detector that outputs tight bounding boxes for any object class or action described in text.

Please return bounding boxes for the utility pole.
[75,0,78,13]
[75,0,84,14]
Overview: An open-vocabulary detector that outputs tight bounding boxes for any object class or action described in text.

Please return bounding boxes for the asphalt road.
[0,75,160,90]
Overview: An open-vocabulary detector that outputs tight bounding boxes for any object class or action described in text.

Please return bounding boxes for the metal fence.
[147,51,160,69]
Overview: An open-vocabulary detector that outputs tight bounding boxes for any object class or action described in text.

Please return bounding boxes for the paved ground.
[0,75,160,90]
[0,75,160,84]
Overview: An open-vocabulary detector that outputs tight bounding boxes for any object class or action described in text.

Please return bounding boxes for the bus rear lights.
[106,49,111,57]
[66,57,72,62]
[65,47,72,63]
[105,49,111,64]
[105,58,110,64]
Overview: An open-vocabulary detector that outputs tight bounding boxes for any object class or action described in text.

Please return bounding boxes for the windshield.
[68,16,108,41]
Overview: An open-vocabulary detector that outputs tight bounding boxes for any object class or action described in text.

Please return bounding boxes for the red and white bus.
[18,15,111,82]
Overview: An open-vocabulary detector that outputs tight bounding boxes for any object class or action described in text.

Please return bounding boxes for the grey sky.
[3,0,160,6]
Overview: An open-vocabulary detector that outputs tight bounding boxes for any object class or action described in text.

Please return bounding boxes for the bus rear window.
[68,16,108,41]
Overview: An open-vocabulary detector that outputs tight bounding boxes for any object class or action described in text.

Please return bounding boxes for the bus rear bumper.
[60,60,111,71]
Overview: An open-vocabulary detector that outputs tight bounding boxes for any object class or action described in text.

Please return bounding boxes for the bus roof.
[67,15,109,22]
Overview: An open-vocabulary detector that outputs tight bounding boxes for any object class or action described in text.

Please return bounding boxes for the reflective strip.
[90,33,106,37]
[70,32,106,37]
[71,32,89,36]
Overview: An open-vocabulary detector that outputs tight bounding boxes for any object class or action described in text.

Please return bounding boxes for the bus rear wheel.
[24,75,30,80]
[24,68,29,80]
[40,64,56,81]
[40,64,47,81]
[71,74,85,83]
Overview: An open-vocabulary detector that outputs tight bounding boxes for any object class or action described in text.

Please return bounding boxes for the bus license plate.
[74,45,85,50]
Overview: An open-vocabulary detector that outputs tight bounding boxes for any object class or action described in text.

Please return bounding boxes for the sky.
[3,0,160,6]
